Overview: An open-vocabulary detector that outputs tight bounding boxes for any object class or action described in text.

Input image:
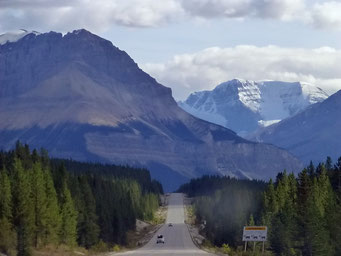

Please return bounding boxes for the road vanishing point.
[112,193,216,256]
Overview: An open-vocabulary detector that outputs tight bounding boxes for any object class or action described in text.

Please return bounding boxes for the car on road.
[168,223,173,227]
[156,234,165,244]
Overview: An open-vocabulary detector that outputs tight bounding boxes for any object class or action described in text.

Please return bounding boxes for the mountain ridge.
[179,78,329,136]
[250,89,341,164]
[0,29,303,191]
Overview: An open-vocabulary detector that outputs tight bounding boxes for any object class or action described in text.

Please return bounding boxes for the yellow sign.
[245,226,267,231]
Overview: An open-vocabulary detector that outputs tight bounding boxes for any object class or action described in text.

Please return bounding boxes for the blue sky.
[103,18,341,63]
[1,0,341,99]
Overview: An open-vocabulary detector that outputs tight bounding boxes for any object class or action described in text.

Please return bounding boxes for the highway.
[113,193,215,256]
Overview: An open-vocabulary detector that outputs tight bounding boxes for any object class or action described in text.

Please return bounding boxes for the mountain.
[179,79,328,136]
[0,29,302,191]
[250,90,341,165]
[0,29,40,45]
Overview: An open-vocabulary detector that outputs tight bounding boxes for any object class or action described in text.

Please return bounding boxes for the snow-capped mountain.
[0,30,302,191]
[251,90,341,164]
[179,79,329,136]
[0,29,40,45]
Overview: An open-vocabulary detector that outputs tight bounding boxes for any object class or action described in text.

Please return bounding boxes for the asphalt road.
[113,193,215,256]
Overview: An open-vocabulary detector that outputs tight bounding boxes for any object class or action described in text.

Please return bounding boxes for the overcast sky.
[1,0,341,100]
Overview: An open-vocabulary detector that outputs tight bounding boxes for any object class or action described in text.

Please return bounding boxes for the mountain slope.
[0,29,302,191]
[179,79,328,136]
[251,90,341,164]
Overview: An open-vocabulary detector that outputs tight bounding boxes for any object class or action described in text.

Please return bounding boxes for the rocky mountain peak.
[251,89,341,164]
[0,29,40,45]
[0,29,303,191]
[179,79,329,136]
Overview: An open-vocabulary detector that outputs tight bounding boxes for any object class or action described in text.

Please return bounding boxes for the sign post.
[242,226,267,255]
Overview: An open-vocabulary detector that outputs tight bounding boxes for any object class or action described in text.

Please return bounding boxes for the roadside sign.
[242,226,267,242]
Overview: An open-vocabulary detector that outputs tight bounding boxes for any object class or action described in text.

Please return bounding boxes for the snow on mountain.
[251,90,341,164]
[179,79,329,136]
[0,29,40,45]
[0,30,303,191]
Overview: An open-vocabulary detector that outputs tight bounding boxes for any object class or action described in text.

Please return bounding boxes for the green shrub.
[112,244,120,252]
[222,243,231,254]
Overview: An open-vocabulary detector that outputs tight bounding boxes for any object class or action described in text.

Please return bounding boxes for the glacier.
[179,79,329,136]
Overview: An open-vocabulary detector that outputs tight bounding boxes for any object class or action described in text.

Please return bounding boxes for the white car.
[156,234,165,244]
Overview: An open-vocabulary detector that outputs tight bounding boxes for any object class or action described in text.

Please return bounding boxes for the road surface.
[113,193,215,256]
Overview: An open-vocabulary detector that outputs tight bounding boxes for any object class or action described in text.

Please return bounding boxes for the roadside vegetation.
[0,142,163,256]
[179,157,341,256]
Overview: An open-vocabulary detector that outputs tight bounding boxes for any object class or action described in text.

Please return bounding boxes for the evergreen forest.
[0,142,162,256]
[178,157,341,256]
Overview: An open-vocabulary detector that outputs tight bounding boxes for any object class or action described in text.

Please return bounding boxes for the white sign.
[242,226,267,242]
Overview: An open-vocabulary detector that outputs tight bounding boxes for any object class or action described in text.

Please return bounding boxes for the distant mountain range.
[0,29,302,191]
[179,79,329,136]
[250,89,341,165]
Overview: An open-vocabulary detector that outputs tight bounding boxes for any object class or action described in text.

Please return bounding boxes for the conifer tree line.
[178,157,341,256]
[178,176,266,248]
[0,142,162,256]
[262,158,341,256]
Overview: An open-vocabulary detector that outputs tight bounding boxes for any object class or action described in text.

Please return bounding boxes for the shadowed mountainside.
[0,29,302,191]
[251,90,341,165]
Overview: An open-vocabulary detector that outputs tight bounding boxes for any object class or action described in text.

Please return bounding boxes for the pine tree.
[270,212,288,255]
[286,173,299,252]
[332,158,341,255]
[266,179,278,214]
[275,171,289,209]
[30,162,48,248]
[12,158,34,256]
[325,156,333,171]
[262,179,278,227]
[127,181,142,218]
[268,172,298,255]
[287,173,297,206]
[31,149,40,164]
[297,169,311,213]
[317,165,333,216]
[335,157,341,195]
[39,148,50,170]
[332,202,341,255]
[248,214,255,226]
[304,178,333,256]
[69,177,84,244]
[53,163,68,198]
[0,169,16,254]
[318,167,337,255]
[59,181,78,247]
[297,169,313,255]
[15,142,33,171]
[0,169,12,221]
[307,161,315,177]
[77,176,99,248]
[43,167,61,245]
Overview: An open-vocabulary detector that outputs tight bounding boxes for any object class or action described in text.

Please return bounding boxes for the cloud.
[142,46,341,100]
[180,0,305,21]
[0,0,341,31]
[0,0,184,32]
[309,1,341,29]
